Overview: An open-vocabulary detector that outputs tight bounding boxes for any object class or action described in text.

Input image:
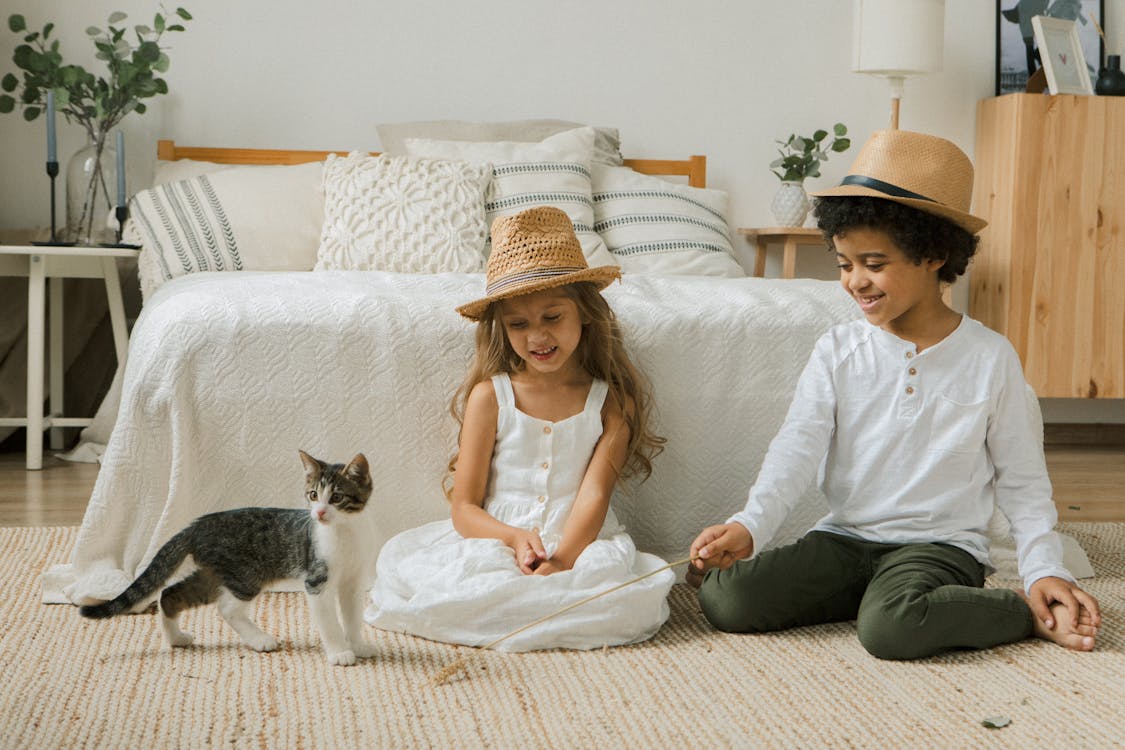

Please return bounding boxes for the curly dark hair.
[811,196,979,284]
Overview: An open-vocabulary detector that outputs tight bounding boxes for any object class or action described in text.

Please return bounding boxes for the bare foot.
[1022,597,1098,651]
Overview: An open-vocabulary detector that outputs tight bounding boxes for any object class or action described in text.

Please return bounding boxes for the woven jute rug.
[3,524,1122,749]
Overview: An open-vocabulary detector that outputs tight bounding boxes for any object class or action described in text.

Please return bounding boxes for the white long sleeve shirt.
[729,316,1073,593]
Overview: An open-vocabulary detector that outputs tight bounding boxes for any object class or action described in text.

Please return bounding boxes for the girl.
[365,206,674,651]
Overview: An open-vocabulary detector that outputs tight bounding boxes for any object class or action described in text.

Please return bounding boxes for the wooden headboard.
[156,140,707,188]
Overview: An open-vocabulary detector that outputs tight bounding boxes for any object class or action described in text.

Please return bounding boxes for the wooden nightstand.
[738,227,826,278]
[0,244,139,469]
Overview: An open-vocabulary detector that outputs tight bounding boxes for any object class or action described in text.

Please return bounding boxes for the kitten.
[80,451,377,666]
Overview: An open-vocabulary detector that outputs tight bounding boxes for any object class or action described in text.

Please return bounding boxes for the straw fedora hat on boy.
[457,206,621,320]
[809,129,987,235]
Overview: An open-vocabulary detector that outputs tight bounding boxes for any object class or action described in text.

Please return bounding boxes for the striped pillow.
[404,127,616,267]
[125,162,324,299]
[592,165,744,277]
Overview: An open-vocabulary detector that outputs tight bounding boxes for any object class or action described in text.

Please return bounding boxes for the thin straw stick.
[1089,10,1106,45]
[432,554,699,685]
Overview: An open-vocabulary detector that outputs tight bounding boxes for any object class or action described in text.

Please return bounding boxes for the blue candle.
[46,90,57,163]
[116,130,126,207]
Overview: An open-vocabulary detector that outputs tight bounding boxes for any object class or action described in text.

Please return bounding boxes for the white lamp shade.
[852,0,945,77]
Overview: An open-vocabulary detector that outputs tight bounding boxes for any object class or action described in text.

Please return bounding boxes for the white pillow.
[314,152,491,273]
[124,161,324,299]
[404,127,617,268]
[152,158,241,186]
[378,119,624,166]
[592,165,744,277]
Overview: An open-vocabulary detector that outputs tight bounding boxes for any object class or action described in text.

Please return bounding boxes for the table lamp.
[852,0,946,129]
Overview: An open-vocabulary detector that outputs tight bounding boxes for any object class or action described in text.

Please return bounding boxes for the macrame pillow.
[404,127,616,268]
[314,152,491,273]
[125,161,325,299]
[592,165,745,277]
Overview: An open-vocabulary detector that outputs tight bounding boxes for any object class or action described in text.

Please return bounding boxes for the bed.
[43,127,1086,606]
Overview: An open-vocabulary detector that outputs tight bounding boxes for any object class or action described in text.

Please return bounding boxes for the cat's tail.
[78,531,193,619]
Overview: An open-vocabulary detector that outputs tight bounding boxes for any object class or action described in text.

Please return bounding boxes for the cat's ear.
[298,450,321,478]
[345,453,370,480]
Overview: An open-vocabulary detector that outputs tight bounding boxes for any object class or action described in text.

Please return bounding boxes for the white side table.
[0,244,139,470]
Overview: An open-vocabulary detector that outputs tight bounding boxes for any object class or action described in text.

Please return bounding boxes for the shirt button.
[541,462,549,469]
[905,351,914,359]
[905,386,915,395]
[537,495,546,503]
[908,367,917,376]
[543,426,552,434]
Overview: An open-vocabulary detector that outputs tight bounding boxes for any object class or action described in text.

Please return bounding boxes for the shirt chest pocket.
[928,395,989,455]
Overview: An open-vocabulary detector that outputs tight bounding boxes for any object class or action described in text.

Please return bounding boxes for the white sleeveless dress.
[365,373,673,651]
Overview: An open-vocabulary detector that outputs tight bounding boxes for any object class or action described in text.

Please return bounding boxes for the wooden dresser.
[970,93,1125,398]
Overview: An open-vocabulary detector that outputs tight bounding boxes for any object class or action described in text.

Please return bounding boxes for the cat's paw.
[165,631,194,648]
[327,649,357,667]
[244,633,279,653]
[349,641,378,659]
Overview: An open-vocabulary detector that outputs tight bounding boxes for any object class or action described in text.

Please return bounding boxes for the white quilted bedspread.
[43,270,1089,605]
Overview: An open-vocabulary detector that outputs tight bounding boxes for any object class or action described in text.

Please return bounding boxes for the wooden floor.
[0,445,1123,526]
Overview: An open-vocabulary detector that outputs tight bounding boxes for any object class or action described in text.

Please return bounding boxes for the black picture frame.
[996,0,1105,95]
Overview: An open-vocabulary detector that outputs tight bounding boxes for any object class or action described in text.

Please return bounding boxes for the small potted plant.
[768,123,850,226]
[0,8,192,244]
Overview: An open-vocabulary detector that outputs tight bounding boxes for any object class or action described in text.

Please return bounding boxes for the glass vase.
[66,130,118,246]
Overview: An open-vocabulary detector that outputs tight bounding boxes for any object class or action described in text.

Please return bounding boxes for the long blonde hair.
[444,282,664,499]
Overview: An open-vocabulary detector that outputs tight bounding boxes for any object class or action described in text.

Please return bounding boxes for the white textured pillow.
[314,152,491,273]
[592,165,744,277]
[404,127,617,268]
[125,161,324,299]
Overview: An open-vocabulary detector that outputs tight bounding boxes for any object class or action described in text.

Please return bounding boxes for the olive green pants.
[697,530,1035,660]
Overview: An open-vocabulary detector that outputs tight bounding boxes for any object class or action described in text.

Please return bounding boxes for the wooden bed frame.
[156,140,708,188]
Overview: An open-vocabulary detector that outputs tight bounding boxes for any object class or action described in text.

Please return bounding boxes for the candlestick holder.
[31,160,76,247]
[98,203,141,249]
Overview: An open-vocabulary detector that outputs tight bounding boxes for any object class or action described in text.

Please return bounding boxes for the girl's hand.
[689,522,754,573]
[509,528,547,574]
[532,559,571,576]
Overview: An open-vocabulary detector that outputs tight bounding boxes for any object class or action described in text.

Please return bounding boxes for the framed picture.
[995,0,1104,95]
[1033,16,1095,93]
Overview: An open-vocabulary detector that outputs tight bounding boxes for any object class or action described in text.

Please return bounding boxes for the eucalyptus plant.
[770,123,851,183]
[0,7,192,242]
[0,8,192,138]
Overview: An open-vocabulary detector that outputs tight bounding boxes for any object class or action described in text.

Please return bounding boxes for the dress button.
[543,425,552,434]
[905,386,915,395]
[908,367,917,376]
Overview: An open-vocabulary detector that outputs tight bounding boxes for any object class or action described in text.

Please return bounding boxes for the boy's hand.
[1027,576,1102,632]
[509,528,547,574]
[689,523,755,574]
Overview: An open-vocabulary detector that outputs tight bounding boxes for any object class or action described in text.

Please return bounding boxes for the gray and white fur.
[80,451,377,666]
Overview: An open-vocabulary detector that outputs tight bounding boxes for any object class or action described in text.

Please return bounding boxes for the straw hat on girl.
[809,129,987,235]
[457,206,621,321]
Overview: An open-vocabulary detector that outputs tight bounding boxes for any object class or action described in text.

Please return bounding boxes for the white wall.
[2,0,1123,420]
[0,0,1011,240]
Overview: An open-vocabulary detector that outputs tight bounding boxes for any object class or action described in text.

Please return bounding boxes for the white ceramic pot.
[770,180,809,227]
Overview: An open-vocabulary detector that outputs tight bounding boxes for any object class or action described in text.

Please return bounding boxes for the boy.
[688,130,1101,659]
